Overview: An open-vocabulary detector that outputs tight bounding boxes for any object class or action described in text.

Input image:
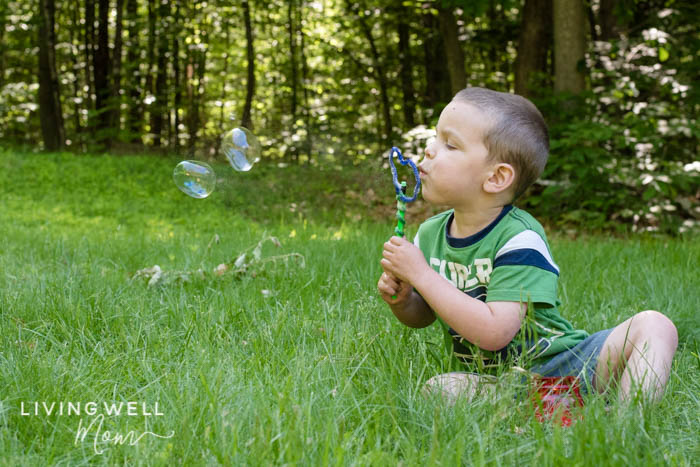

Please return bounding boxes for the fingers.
[380,258,396,277]
[383,236,407,251]
[378,271,402,292]
[380,236,413,301]
[389,235,408,246]
[381,271,400,290]
[377,272,410,304]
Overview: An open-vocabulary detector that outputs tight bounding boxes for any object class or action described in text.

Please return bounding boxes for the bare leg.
[594,310,678,402]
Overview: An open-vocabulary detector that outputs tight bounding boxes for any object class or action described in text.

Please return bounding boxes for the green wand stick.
[388,147,421,299]
[395,182,407,238]
[392,182,407,299]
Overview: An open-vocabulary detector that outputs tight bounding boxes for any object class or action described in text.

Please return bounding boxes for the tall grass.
[1,150,698,465]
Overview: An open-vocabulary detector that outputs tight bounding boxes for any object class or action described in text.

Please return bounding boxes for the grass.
[0,149,698,465]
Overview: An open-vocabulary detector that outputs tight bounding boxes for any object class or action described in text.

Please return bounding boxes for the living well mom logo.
[20,400,175,455]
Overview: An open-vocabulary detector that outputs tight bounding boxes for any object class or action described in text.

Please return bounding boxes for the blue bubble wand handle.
[388,146,421,299]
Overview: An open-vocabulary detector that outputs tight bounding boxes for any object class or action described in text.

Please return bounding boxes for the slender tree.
[599,0,624,40]
[514,0,552,97]
[111,0,125,134]
[151,0,170,147]
[437,4,466,95]
[240,0,255,130]
[421,12,451,109]
[553,0,586,94]
[68,4,84,147]
[218,14,230,137]
[172,2,182,150]
[0,3,6,88]
[84,0,96,130]
[125,0,142,142]
[186,1,208,154]
[146,0,156,139]
[298,0,313,162]
[93,0,113,146]
[286,0,298,160]
[38,0,65,150]
[350,3,392,143]
[396,1,416,128]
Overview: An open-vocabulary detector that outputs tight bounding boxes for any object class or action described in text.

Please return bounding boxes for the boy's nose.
[424,142,436,159]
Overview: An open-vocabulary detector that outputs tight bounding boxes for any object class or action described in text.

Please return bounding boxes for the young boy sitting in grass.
[377,87,678,403]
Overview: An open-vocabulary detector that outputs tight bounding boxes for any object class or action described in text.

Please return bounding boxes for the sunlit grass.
[1,150,698,465]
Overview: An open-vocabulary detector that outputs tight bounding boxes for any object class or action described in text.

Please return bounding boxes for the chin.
[421,192,440,205]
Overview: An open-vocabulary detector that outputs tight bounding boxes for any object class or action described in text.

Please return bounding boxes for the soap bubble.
[221,127,261,172]
[173,160,216,199]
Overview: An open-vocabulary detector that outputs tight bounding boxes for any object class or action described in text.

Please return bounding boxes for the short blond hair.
[453,87,549,200]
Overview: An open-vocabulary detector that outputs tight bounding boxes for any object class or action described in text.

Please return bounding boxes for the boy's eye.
[445,142,456,150]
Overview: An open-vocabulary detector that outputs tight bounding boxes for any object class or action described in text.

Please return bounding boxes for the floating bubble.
[173,160,216,199]
[221,127,261,172]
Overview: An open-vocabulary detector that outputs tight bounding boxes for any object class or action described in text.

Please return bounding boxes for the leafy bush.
[523,23,698,235]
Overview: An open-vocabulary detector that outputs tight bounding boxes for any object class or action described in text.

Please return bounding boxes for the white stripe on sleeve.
[495,230,559,274]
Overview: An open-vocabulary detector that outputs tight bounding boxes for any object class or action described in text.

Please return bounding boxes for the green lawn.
[1,150,698,465]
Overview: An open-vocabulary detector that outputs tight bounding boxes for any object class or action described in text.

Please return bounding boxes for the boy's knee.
[635,310,678,347]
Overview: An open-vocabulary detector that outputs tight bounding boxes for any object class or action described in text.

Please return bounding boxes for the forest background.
[1,0,698,233]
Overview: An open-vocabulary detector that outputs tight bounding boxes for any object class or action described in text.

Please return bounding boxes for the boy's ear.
[483,163,515,194]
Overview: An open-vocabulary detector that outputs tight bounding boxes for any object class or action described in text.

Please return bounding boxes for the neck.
[450,204,506,238]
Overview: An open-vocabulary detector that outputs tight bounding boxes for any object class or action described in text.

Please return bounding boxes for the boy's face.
[419,101,493,208]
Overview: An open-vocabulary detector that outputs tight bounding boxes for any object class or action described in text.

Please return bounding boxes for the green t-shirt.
[415,205,588,372]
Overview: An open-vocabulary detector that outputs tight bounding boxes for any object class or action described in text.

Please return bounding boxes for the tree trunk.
[194,47,207,151]
[240,0,255,131]
[186,55,197,154]
[598,0,623,40]
[553,0,586,94]
[356,8,392,143]
[0,5,6,88]
[514,0,552,97]
[151,0,170,147]
[93,0,112,146]
[298,0,313,163]
[125,0,142,143]
[397,2,416,128]
[68,4,84,148]
[421,12,451,110]
[111,0,125,136]
[218,17,230,138]
[286,0,298,160]
[84,0,95,130]
[172,2,181,151]
[38,0,65,151]
[437,5,466,96]
[187,6,208,155]
[146,0,156,141]
[585,0,598,43]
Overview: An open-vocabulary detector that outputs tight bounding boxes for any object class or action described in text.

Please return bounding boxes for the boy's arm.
[381,236,525,351]
[377,272,435,328]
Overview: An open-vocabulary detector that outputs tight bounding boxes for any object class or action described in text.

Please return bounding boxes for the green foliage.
[522,8,699,235]
[0,0,697,233]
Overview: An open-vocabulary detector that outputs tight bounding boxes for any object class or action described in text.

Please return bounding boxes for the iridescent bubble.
[173,160,216,199]
[221,127,261,172]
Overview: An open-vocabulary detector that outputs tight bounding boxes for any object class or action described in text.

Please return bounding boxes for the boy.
[377,87,678,403]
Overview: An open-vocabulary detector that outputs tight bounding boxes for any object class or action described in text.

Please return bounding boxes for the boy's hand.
[377,271,411,305]
[380,236,428,285]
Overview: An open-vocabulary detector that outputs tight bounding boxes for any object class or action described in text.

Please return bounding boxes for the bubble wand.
[389,146,421,236]
[388,146,421,298]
